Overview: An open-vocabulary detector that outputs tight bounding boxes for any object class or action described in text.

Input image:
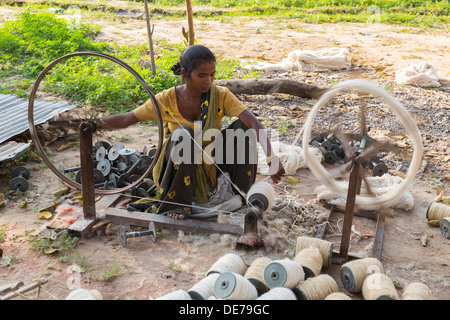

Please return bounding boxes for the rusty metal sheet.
[0,94,77,162]
[0,140,31,163]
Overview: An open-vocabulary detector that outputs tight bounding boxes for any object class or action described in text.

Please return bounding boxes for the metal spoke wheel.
[27,51,164,194]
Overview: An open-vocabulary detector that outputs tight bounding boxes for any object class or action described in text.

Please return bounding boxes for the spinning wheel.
[302,79,423,209]
[27,51,164,195]
[302,79,423,262]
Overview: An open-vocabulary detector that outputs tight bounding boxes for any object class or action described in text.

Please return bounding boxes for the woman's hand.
[268,158,285,184]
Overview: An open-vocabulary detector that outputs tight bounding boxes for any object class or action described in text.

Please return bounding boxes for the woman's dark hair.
[171,45,216,77]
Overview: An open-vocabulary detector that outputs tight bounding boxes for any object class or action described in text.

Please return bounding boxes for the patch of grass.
[0,223,6,243]
[129,0,450,27]
[92,261,132,282]
[28,229,79,261]
[0,9,258,114]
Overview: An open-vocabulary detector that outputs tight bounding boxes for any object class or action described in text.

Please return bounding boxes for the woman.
[103,45,284,219]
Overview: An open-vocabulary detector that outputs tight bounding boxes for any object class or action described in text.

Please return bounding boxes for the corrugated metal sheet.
[0,94,77,162]
[0,140,31,162]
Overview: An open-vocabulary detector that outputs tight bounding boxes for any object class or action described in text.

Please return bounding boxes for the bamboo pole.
[185,0,195,46]
[143,0,156,75]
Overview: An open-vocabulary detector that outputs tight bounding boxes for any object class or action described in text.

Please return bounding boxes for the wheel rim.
[302,79,423,208]
[28,51,164,194]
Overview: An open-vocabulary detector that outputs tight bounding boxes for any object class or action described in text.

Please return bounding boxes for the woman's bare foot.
[167,213,186,219]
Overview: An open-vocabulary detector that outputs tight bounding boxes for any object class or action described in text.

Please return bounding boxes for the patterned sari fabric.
[135,85,258,218]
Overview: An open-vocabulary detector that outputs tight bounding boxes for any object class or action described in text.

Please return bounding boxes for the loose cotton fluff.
[244,48,351,72]
[395,62,440,88]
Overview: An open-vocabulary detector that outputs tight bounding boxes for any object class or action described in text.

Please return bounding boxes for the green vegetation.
[27,229,79,261]
[131,0,449,27]
[0,1,447,113]
[0,9,250,114]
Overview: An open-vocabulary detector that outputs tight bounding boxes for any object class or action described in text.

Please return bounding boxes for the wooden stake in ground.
[185,0,195,46]
[143,0,156,75]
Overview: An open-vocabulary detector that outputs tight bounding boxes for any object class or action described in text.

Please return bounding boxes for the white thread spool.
[156,289,192,300]
[244,257,272,295]
[340,257,385,293]
[294,247,323,278]
[246,181,275,211]
[293,274,339,300]
[362,273,399,300]
[401,282,433,300]
[294,236,333,267]
[263,259,305,289]
[214,272,258,300]
[257,287,297,300]
[188,273,220,300]
[65,288,103,300]
[325,292,352,300]
[440,217,450,239]
[206,253,247,276]
[426,202,450,221]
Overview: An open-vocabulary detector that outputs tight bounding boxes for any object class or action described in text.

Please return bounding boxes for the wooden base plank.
[105,208,242,235]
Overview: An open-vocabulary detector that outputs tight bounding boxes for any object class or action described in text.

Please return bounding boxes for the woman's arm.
[101,111,140,130]
[238,109,285,184]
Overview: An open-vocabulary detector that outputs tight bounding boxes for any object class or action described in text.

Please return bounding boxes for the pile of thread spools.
[156,236,433,300]
[426,201,450,240]
[309,132,388,177]
[156,236,336,300]
[58,140,157,197]
[340,256,433,300]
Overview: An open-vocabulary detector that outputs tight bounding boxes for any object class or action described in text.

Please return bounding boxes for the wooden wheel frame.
[27,51,164,195]
[302,79,423,208]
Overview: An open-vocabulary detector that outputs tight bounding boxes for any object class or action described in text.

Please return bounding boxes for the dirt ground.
[0,2,449,301]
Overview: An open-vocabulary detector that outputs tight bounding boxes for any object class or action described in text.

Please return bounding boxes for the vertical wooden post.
[143,0,156,76]
[80,122,96,220]
[69,122,97,237]
[339,161,361,261]
[185,0,195,46]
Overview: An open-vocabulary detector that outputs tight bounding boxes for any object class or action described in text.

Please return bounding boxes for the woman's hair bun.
[171,61,182,75]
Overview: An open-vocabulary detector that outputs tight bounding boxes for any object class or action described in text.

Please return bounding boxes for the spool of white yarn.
[362,273,399,300]
[263,259,305,289]
[65,288,103,300]
[156,289,192,300]
[340,257,385,293]
[244,257,272,295]
[206,253,247,276]
[188,273,220,300]
[325,292,352,300]
[214,272,258,300]
[257,287,297,300]
[293,274,339,300]
[441,217,450,239]
[246,181,275,211]
[294,247,324,278]
[401,282,433,300]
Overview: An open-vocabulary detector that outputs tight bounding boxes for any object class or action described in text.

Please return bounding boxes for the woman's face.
[183,60,216,94]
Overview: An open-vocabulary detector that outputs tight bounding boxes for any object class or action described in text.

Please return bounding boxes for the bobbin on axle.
[9,166,31,192]
[120,222,157,247]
